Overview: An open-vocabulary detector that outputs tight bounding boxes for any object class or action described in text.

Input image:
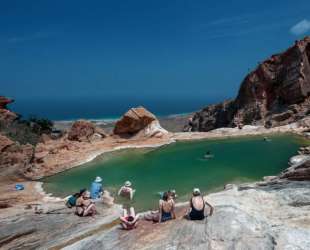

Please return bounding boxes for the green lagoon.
[43,134,308,211]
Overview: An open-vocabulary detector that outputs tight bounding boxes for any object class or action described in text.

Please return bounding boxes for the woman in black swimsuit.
[186,188,214,220]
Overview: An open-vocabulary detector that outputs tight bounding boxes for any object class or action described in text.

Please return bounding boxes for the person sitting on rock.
[158,191,176,223]
[118,181,135,200]
[120,207,139,230]
[90,176,103,199]
[185,188,214,220]
[75,190,97,217]
[66,188,86,208]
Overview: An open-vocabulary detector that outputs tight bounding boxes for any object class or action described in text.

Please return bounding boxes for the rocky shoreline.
[0,104,309,250]
[1,37,310,249]
[1,139,310,249]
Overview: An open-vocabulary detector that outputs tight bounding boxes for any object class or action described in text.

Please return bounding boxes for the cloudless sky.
[1,0,310,101]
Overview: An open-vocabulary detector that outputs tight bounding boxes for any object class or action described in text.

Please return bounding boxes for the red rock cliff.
[186,36,310,131]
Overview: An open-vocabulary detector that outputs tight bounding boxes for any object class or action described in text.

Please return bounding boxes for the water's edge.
[39,131,309,209]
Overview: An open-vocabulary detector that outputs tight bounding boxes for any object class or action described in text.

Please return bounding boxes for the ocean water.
[10,96,219,121]
[43,134,308,211]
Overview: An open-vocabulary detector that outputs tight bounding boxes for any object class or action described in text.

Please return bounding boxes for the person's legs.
[129,207,135,217]
[83,204,96,216]
[123,208,128,217]
[90,205,97,215]
[120,208,128,221]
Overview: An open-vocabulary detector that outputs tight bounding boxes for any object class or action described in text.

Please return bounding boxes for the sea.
[10,96,223,122]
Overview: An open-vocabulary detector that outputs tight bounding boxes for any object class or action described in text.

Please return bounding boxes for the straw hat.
[125,181,132,187]
[95,176,102,183]
[193,188,201,196]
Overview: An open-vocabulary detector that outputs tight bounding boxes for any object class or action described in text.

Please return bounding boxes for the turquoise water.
[43,134,308,211]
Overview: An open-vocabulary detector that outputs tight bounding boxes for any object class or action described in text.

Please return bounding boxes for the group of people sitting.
[66,188,98,217]
[65,176,214,230]
[65,176,135,218]
[144,188,213,224]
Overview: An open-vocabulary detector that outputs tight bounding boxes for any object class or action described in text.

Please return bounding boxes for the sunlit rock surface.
[63,181,310,250]
[114,107,168,138]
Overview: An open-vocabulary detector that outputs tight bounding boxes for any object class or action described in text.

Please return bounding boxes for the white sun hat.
[95,176,102,183]
[193,188,201,195]
[125,181,132,187]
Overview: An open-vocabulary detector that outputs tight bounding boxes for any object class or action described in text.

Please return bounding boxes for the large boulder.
[113,107,168,137]
[186,36,310,132]
[68,120,107,142]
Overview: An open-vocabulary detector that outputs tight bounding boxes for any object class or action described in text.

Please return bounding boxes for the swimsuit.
[161,211,172,222]
[189,197,205,220]
[161,201,173,222]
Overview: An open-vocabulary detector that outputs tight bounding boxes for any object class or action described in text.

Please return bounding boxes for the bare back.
[191,196,204,211]
[160,199,174,213]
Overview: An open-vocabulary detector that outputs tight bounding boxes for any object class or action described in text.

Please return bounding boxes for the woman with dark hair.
[159,191,176,223]
[75,191,97,217]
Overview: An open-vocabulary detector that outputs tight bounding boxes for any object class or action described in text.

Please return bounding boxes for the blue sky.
[1,0,310,101]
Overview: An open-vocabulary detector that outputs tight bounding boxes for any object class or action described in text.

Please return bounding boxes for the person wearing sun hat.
[185,188,214,220]
[118,180,135,200]
[90,176,103,199]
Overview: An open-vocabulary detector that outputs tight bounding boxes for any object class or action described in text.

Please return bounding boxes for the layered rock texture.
[186,36,310,132]
[0,98,36,180]
[66,183,310,250]
[279,146,310,180]
[114,107,168,138]
[0,133,34,181]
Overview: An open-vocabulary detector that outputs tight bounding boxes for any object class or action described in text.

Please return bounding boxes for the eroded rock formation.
[68,120,107,142]
[279,146,310,180]
[114,107,168,138]
[186,36,310,132]
[0,96,18,126]
[0,133,34,180]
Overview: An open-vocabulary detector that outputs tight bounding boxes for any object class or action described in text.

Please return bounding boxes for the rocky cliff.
[186,36,310,132]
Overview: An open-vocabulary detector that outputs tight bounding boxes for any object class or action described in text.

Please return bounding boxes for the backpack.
[65,194,78,208]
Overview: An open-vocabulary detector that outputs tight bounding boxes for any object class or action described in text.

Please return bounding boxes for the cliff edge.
[186,37,310,131]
